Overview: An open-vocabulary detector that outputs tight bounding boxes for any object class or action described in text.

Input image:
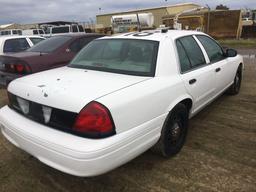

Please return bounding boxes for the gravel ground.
[0,49,255,192]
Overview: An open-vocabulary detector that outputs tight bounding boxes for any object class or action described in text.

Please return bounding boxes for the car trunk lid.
[8,67,151,113]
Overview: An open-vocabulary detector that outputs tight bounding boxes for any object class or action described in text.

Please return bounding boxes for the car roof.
[101,30,206,42]
[0,35,45,40]
[54,33,105,38]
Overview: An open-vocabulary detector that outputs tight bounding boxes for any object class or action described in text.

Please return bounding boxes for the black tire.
[227,66,242,95]
[152,103,189,157]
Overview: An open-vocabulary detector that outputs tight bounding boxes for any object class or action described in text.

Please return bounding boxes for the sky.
[0,0,255,25]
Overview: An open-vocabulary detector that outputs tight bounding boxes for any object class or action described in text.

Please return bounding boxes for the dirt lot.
[0,49,255,192]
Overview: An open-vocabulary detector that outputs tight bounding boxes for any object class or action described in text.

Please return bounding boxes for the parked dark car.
[0,34,104,88]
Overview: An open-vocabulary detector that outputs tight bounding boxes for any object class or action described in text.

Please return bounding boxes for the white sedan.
[0,30,243,177]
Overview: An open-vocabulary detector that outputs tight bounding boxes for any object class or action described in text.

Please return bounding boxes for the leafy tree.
[216,4,229,10]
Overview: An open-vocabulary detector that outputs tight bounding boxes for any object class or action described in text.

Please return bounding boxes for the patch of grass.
[218,39,256,48]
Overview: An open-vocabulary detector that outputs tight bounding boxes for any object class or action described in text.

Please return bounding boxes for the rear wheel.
[227,67,242,95]
[152,103,189,157]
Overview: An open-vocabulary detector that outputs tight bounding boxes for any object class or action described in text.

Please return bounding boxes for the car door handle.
[215,68,221,72]
[189,79,197,85]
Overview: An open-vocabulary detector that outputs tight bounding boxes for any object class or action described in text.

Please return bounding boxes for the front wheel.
[227,67,242,95]
[152,103,189,157]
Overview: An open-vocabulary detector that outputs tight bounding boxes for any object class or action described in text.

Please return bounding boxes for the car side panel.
[180,64,216,114]
[97,76,188,134]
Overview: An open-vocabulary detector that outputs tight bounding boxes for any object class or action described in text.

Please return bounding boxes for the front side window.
[39,30,45,34]
[78,25,84,32]
[27,36,72,53]
[178,36,206,69]
[33,30,39,35]
[3,38,30,53]
[70,39,159,76]
[72,25,78,32]
[196,35,225,63]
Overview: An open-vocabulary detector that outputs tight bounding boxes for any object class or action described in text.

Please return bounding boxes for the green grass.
[218,39,256,48]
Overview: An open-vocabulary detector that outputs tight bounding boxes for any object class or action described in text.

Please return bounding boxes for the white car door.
[176,35,216,114]
[195,35,232,95]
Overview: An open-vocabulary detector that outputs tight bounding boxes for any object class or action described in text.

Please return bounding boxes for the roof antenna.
[136,13,141,32]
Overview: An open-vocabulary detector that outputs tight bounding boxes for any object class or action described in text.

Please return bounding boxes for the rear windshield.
[69,39,159,77]
[29,37,44,45]
[52,26,70,34]
[3,38,30,53]
[27,36,72,53]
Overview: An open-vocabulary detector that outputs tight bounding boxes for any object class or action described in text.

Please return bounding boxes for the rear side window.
[176,40,191,73]
[176,36,206,73]
[3,38,30,53]
[29,37,44,45]
[196,35,225,63]
[1,31,10,35]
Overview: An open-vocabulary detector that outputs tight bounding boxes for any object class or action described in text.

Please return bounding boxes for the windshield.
[69,39,159,76]
[27,36,72,53]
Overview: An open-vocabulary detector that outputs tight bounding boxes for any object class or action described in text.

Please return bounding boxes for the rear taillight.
[73,101,115,138]
[5,62,31,74]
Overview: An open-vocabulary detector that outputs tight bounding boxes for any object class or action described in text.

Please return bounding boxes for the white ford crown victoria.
[0,30,243,177]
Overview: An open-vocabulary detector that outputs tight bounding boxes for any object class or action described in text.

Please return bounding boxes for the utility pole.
[206,4,211,34]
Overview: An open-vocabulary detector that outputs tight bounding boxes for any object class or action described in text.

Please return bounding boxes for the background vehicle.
[111,13,154,33]
[0,33,104,87]
[45,24,85,37]
[22,29,45,36]
[0,35,45,55]
[0,29,22,36]
[0,30,243,177]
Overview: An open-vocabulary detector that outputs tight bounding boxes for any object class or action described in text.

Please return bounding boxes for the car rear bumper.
[0,106,162,177]
[0,71,22,88]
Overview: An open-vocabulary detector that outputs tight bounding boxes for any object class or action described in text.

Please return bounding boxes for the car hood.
[8,67,151,113]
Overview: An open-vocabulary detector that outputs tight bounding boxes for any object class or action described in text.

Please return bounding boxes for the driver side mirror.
[226,49,237,57]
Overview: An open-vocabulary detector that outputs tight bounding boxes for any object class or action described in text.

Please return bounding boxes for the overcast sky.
[0,0,255,25]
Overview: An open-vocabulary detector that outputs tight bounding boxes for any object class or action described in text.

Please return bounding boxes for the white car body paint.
[0,35,45,55]
[0,30,243,176]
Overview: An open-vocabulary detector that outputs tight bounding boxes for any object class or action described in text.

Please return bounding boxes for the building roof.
[97,3,201,17]
[0,23,15,29]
